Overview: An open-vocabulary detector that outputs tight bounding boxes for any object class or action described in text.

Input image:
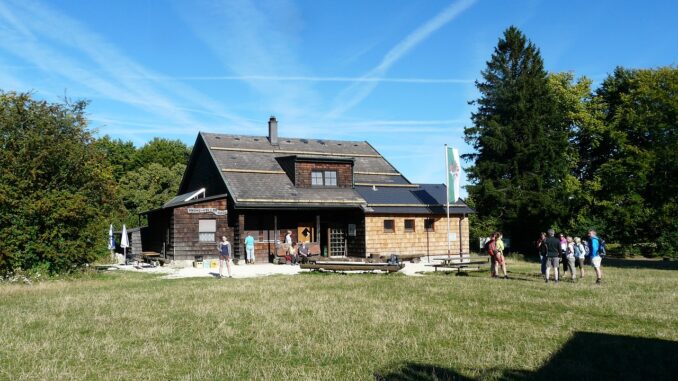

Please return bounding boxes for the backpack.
[598,238,606,256]
[482,239,491,253]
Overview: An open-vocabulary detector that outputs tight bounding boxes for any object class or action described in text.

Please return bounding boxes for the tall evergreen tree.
[464,26,570,250]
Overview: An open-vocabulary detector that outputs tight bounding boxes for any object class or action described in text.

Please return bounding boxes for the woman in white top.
[573,237,586,278]
[565,236,576,280]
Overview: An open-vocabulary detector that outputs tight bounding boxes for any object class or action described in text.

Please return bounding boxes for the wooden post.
[315,215,320,243]
[459,214,464,261]
[274,215,278,256]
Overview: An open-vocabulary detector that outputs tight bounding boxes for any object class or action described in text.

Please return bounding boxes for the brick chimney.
[268,116,278,145]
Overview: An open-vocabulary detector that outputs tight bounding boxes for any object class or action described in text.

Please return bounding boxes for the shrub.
[0,91,119,275]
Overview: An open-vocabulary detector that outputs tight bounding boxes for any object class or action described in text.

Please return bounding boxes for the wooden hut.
[141,117,473,265]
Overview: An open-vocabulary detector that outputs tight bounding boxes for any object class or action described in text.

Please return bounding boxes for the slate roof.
[175,131,474,214]
[200,132,410,209]
[356,184,475,215]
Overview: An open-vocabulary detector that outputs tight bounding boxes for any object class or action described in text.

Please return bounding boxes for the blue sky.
[1,0,676,191]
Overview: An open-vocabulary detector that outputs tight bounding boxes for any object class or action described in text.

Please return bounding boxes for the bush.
[0,91,120,275]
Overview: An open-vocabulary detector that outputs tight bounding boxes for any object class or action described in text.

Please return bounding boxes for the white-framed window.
[199,219,216,242]
[311,170,338,187]
[324,171,337,186]
[311,171,324,186]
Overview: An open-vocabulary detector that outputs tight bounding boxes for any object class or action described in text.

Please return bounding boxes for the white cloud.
[328,0,478,117]
[0,0,255,134]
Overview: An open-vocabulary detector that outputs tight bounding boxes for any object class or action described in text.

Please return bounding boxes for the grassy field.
[1,259,677,380]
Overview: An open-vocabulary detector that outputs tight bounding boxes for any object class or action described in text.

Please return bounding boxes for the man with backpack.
[588,230,605,284]
[543,229,561,283]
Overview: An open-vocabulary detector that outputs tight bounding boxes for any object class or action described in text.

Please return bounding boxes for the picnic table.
[426,256,489,272]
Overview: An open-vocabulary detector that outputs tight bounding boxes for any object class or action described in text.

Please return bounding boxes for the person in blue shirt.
[588,230,603,284]
[244,233,255,264]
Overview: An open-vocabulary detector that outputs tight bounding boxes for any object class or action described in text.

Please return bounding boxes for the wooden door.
[297,224,315,243]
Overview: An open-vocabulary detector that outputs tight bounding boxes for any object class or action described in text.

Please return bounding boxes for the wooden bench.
[300,261,404,273]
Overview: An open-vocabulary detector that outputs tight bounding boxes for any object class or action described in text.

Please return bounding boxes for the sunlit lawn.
[1,259,677,380]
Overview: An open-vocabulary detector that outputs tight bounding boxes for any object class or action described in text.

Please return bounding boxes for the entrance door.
[297,223,315,243]
[328,226,347,257]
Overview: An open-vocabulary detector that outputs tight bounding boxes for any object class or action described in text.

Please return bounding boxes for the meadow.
[1,259,677,380]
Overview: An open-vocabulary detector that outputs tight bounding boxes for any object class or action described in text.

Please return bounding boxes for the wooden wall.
[364,215,469,258]
[170,198,232,261]
[295,162,353,188]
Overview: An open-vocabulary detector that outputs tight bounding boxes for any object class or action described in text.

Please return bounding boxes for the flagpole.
[445,145,451,259]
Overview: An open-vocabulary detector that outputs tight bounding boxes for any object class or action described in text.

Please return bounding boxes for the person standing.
[485,233,498,278]
[283,230,295,264]
[537,232,547,275]
[573,237,586,278]
[559,234,568,274]
[544,229,561,283]
[565,236,576,281]
[244,233,255,264]
[588,230,604,284]
[495,232,509,279]
[217,236,232,278]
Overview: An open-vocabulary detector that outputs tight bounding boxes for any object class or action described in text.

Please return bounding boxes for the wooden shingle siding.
[170,199,232,261]
[295,162,353,188]
[364,215,469,258]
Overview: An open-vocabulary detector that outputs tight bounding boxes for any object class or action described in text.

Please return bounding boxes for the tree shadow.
[601,258,678,271]
[375,332,678,381]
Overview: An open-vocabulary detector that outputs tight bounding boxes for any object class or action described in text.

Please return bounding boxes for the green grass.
[1,260,677,380]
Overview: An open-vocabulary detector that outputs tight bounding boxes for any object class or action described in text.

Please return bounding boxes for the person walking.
[565,236,576,281]
[244,233,255,264]
[537,232,547,275]
[573,237,586,278]
[495,232,509,279]
[588,230,604,284]
[544,229,561,283]
[217,236,232,278]
[485,233,498,278]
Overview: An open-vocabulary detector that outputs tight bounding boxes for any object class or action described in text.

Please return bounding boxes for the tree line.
[464,26,677,257]
[0,91,189,274]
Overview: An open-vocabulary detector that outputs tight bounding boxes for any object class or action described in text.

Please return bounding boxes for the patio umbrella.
[108,224,116,261]
[120,224,129,260]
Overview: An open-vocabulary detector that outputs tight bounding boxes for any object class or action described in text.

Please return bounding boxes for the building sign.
[187,207,227,216]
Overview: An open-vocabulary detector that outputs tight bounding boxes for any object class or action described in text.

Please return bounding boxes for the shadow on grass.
[601,258,678,271]
[375,332,678,381]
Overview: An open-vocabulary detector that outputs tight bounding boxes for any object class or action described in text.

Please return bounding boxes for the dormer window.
[311,170,338,187]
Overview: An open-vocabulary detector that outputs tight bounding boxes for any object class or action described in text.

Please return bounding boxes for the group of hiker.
[484,229,606,284]
[537,229,605,284]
